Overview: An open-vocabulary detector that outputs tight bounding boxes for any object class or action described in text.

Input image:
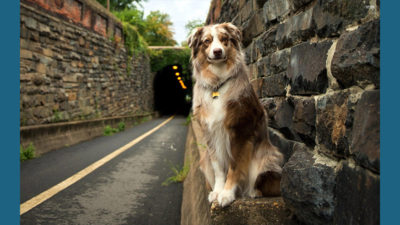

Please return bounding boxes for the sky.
[140,0,211,45]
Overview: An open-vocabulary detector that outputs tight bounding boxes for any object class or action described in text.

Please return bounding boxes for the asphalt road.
[20,116,188,225]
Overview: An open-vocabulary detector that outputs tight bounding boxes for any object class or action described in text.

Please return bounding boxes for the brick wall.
[20,0,153,126]
[206,0,380,224]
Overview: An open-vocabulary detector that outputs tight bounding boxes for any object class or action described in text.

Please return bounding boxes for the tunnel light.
[172,65,178,70]
[179,80,187,89]
[177,77,181,80]
[175,72,180,76]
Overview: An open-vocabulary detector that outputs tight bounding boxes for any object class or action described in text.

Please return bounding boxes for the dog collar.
[211,76,233,99]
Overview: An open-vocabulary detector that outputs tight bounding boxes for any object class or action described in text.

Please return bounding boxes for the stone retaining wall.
[21,113,153,156]
[20,0,154,127]
[203,0,380,224]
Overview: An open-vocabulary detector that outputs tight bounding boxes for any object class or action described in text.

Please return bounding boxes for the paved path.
[21,116,188,225]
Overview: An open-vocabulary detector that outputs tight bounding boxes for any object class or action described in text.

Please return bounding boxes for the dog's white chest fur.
[201,85,228,131]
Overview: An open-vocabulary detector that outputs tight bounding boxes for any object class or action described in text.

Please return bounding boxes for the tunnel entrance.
[153,64,192,116]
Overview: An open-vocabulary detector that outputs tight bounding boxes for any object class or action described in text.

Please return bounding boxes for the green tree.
[96,0,143,11]
[143,11,177,46]
[185,19,204,37]
[113,8,146,34]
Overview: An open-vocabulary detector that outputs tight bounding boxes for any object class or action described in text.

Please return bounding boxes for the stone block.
[38,23,50,35]
[239,0,253,22]
[38,54,53,65]
[242,10,265,47]
[288,40,331,95]
[217,0,239,24]
[316,89,361,157]
[32,73,46,86]
[254,28,277,57]
[291,96,316,146]
[262,72,289,97]
[331,20,380,88]
[334,161,379,225]
[244,42,256,64]
[36,63,46,74]
[20,49,33,59]
[275,7,314,49]
[290,0,314,11]
[269,48,291,74]
[256,57,269,78]
[263,0,291,23]
[257,48,292,78]
[261,97,297,140]
[69,51,81,60]
[312,0,343,37]
[42,48,53,57]
[24,16,37,30]
[281,147,337,225]
[313,0,371,38]
[350,90,380,172]
[33,106,52,119]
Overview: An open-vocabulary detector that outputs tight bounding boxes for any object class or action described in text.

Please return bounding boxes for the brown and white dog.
[188,23,284,207]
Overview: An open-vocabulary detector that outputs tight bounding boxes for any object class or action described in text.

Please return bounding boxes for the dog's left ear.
[222,23,242,48]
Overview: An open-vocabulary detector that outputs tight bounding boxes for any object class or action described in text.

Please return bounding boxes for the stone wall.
[20,0,154,126]
[206,0,380,224]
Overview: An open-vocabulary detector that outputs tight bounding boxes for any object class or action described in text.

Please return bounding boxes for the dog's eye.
[221,37,228,42]
[204,39,211,44]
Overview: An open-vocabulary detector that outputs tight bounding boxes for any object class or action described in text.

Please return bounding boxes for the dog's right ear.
[187,27,203,57]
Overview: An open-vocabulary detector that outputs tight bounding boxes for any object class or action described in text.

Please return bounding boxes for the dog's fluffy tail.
[253,142,284,196]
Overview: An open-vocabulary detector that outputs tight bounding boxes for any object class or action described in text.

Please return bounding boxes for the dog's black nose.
[213,48,223,58]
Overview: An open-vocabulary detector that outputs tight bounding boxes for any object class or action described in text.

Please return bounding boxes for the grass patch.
[103,121,127,136]
[140,115,151,123]
[162,162,190,186]
[118,121,126,131]
[20,143,36,162]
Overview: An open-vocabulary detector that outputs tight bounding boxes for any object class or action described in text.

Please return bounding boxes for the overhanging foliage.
[149,48,192,78]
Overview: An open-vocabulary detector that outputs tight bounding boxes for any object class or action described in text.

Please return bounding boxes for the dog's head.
[187,23,242,65]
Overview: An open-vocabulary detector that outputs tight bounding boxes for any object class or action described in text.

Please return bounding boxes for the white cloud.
[140,0,210,45]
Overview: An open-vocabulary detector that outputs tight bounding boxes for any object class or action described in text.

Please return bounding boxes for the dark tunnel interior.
[153,64,192,116]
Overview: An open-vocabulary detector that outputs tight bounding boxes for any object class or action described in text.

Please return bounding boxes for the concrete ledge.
[20,113,153,156]
[181,120,293,225]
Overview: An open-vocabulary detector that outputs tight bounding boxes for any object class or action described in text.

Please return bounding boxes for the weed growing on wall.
[121,21,148,56]
[162,162,190,186]
[118,121,126,131]
[104,122,126,136]
[20,143,36,162]
[52,109,62,123]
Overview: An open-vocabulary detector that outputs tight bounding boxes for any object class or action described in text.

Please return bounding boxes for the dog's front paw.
[217,189,235,207]
[208,191,219,203]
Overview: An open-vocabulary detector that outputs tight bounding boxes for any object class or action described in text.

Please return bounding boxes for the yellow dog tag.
[212,91,219,99]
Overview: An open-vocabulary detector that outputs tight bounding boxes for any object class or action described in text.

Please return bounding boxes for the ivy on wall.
[121,21,149,56]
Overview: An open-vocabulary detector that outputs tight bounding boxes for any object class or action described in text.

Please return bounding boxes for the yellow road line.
[20,116,175,215]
